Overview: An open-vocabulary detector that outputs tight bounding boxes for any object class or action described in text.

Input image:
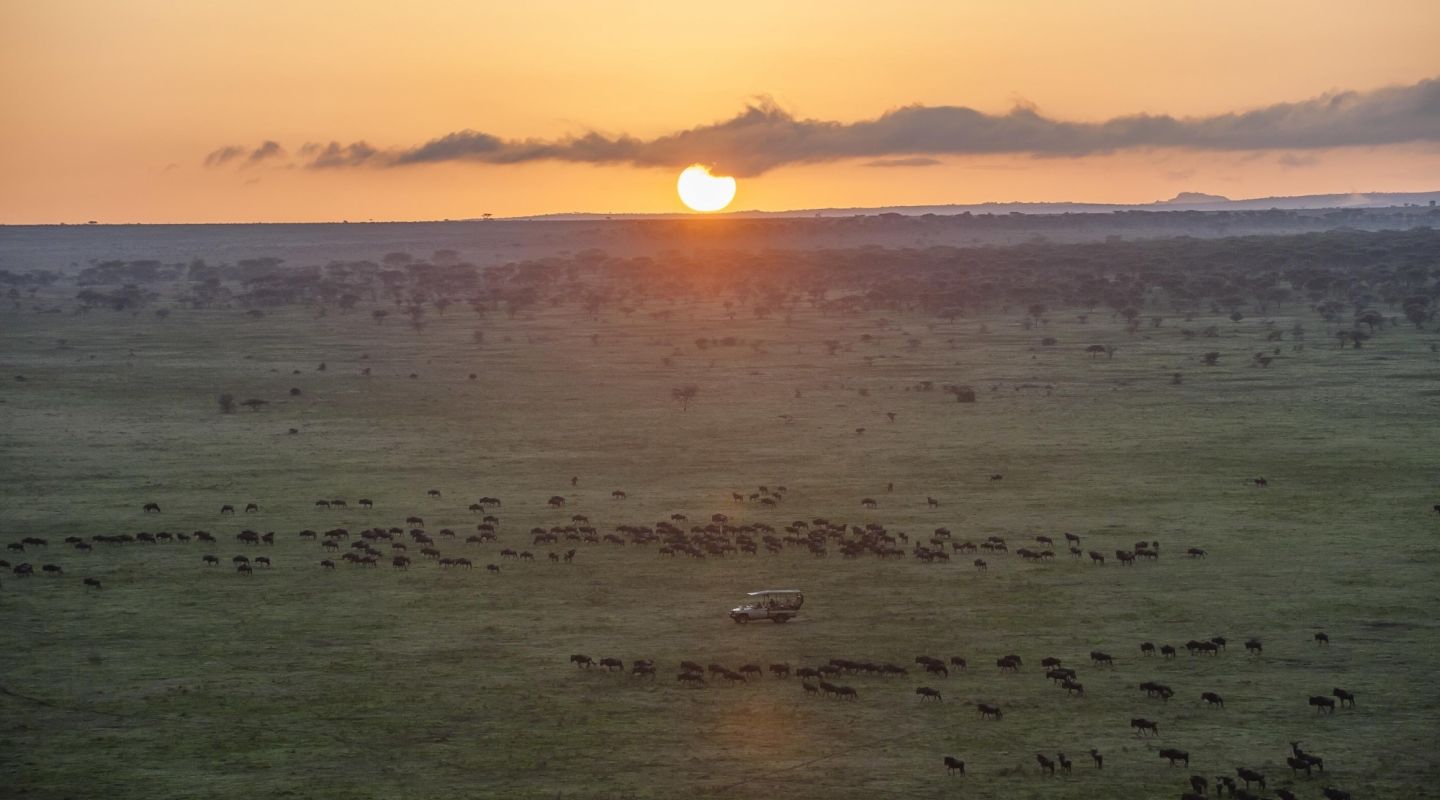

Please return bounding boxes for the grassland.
[2,287,1439,799]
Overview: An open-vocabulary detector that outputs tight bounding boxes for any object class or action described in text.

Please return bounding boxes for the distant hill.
[512,190,1440,220]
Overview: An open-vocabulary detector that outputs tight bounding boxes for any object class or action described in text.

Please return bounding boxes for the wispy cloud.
[216,77,1440,176]
[203,145,245,168]
[864,157,943,168]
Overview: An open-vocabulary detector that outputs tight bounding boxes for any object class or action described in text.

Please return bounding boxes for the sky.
[2,0,1438,223]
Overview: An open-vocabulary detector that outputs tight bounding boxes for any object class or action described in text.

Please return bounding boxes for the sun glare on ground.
[677,165,737,212]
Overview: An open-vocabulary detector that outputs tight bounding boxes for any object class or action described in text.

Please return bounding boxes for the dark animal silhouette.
[977,703,1002,720]
[1035,754,1055,775]
[1090,749,1103,769]
[83,577,101,590]
[1332,688,1355,707]
[1159,748,1190,767]
[570,654,594,668]
[142,503,161,513]
[943,756,965,775]
[1314,632,1329,645]
[915,687,942,702]
[1236,767,1266,789]
[221,504,235,514]
[1309,695,1336,713]
[1202,691,1225,707]
[1130,718,1159,736]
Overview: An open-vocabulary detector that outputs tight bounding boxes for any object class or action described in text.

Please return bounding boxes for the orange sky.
[2,0,1438,223]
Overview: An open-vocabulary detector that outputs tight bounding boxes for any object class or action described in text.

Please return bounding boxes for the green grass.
[2,297,1439,799]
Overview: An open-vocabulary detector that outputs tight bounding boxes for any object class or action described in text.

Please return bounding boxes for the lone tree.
[1085,344,1108,359]
[671,385,699,411]
[218,393,236,414]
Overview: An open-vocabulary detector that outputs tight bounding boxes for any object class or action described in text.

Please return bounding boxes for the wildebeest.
[1056,753,1071,773]
[83,577,101,590]
[237,564,253,575]
[1332,688,1355,707]
[1244,638,1263,654]
[486,564,500,573]
[1130,718,1159,736]
[245,502,259,513]
[221,504,235,514]
[1315,631,1330,645]
[1159,748,1190,767]
[1309,695,1336,713]
[599,657,623,671]
[976,703,1002,720]
[768,663,790,678]
[42,564,63,575]
[1090,651,1114,667]
[1236,767,1266,789]
[1290,742,1324,772]
[1201,691,1225,707]
[915,687,942,702]
[1140,642,1155,656]
[320,559,335,569]
[142,503,161,513]
[1160,644,1177,659]
[570,654,594,668]
[943,756,965,775]
[1035,753,1056,775]
[678,673,705,687]
[1322,788,1353,800]
[1090,749,1103,769]
[254,556,270,567]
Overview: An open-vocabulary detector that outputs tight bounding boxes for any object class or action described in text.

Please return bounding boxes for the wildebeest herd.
[565,636,1358,799]
[0,483,1376,800]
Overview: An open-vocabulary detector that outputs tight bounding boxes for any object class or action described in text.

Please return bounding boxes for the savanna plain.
[1,222,1438,800]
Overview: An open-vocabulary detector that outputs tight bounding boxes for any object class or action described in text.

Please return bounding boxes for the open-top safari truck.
[729,589,804,624]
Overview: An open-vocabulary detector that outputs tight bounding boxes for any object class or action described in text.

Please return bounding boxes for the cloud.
[245,140,285,166]
[864,157,943,168]
[1277,152,1321,169]
[221,77,1440,176]
[300,141,380,168]
[203,145,245,168]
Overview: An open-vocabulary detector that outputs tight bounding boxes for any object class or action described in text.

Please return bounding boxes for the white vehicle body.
[729,589,804,623]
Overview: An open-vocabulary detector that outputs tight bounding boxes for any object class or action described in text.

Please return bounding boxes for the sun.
[677,165,737,212]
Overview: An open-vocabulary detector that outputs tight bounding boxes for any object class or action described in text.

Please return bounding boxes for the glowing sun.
[677,165,737,212]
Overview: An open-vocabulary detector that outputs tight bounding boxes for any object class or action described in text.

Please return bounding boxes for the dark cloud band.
[216,78,1440,175]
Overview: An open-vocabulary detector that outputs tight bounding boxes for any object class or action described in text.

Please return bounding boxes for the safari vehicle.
[729,589,804,624]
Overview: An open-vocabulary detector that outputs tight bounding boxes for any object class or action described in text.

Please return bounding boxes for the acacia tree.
[671,385,699,411]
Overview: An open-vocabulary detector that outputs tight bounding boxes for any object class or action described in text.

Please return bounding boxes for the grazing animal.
[1309,695,1336,713]
[1315,632,1330,645]
[599,658,623,671]
[254,556,270,567]
[320,559,335,569]
[1130,718,1159,736]
[221,504,235,514]
[1190,775,1209,794]
[83,577,102,590]
[1236,767,1267,789]
[142,503,161,513]
[801,681,819,696]
[1288,756,1316,776]
[237,564,253,575]
[202,555,219,565]
[1321,788,1352,800]
[915,687,942,702]
[1090,651,1115,667]
[1276,789,1300,800]
[1090,749,1103,769]
[943,756,965,775]
[1160,644,1177,658]
[245,502,259,513]
[1140,642,1155,656]
[1290,742,1324,772]
[678,673,705,687]
[977,703,1002,720]
[1201,691,1225,708]
[570,654,594,668]
[1159,748,1190,767]
[486,564,500,573]
[949,656,967,669]
[1332,688,1355,707]
[768,663,790,678]
[1056,753,1071,773]
[1244,638,1263,654]
[1035,754,1056,775]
